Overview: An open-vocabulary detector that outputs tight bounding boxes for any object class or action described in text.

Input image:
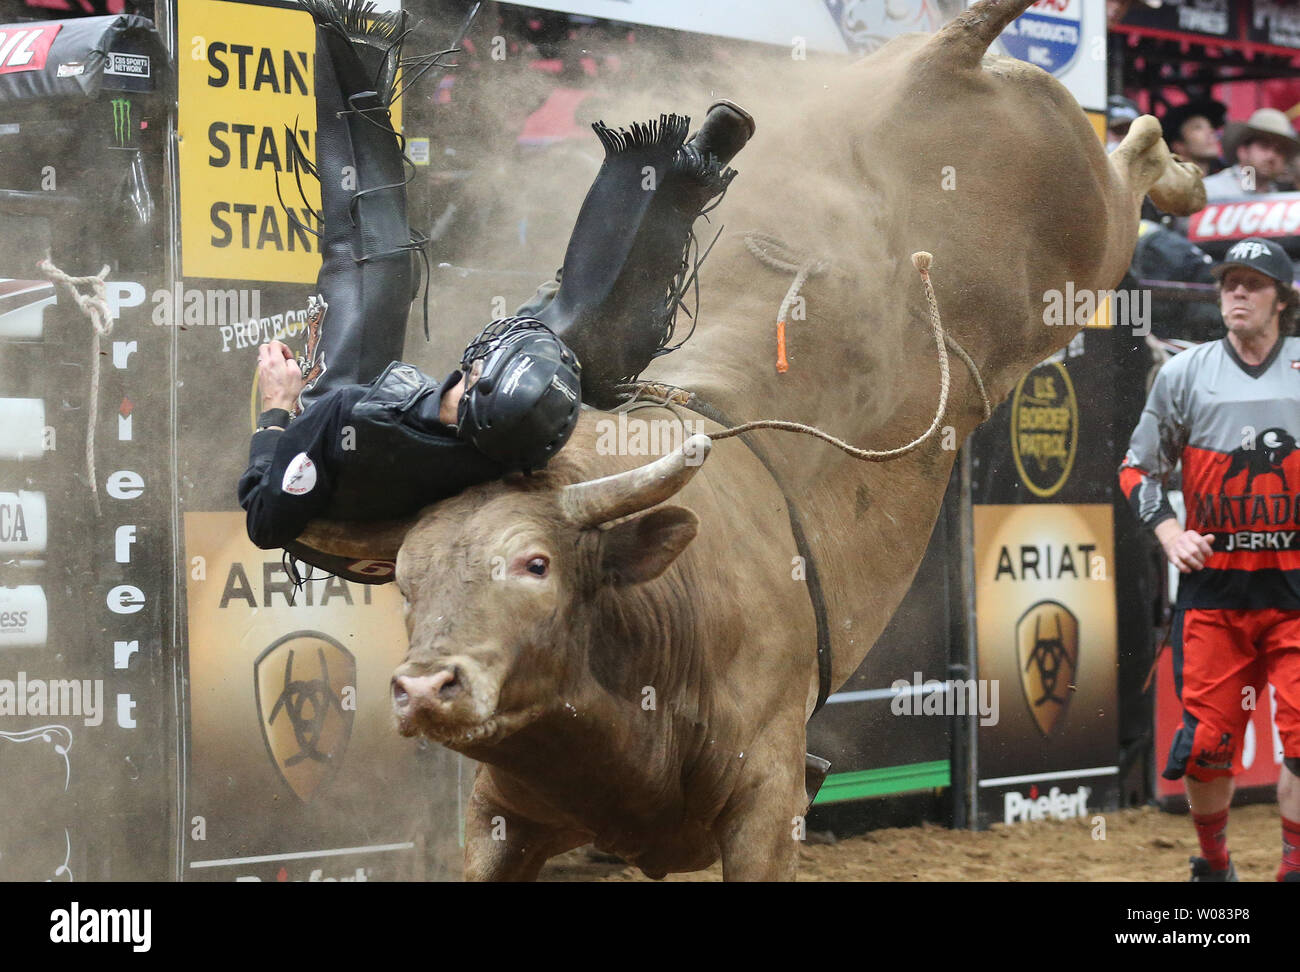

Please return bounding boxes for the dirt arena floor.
[540,804,1283,881]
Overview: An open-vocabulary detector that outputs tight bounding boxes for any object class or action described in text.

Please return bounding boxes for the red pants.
[1164,608,1300,782]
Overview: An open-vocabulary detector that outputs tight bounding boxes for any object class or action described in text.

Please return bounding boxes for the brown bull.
[302,0,1204,879]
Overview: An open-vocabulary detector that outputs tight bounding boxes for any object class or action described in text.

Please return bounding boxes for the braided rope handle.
[37,258,114,516]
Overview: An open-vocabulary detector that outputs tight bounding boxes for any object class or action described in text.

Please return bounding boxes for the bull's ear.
[599,506,698,586]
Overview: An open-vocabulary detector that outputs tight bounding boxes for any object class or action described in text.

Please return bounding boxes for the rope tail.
[37,258,112,515]
[709,250,991,461]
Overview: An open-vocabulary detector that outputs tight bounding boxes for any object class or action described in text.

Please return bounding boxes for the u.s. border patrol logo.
[1016,600,1078,736]
[991,0,1082,76]
[254,632,355,802]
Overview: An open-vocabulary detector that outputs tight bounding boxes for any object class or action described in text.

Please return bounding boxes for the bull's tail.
[923,0,1039,70]
[1110,117,1207,216]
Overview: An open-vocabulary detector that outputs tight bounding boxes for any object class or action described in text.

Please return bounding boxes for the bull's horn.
[561,434,712,527]
[296,517,416,561]
[928,0,1038,69]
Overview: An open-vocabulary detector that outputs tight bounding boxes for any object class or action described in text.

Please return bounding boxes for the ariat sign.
[972,504,1120,827]
[1003,784,1091,824]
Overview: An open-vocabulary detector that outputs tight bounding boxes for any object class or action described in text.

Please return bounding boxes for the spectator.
[1160,98,1226,177]
[1201,108,1300,198]
[1108,95,1141,153]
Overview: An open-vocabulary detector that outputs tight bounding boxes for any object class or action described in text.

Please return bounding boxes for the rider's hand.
[1162,528,1216,573]
[258,340,304,413]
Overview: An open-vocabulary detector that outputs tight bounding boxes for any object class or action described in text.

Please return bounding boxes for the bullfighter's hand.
[1162,528,1215,573]
[258,340,305,412]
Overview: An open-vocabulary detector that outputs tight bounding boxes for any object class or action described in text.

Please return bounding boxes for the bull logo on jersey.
[1221,427,1295,494]
[254,632,355,802]
[1016,600,1078,736]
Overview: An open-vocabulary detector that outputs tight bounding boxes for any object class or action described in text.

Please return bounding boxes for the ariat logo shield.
[1016,599,1078,736]
[254,632,355,802]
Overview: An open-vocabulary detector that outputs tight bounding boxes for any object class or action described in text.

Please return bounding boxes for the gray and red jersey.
[1120,336,1300,609]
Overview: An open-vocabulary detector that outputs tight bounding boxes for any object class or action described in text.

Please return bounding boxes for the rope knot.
[37,257,115,516]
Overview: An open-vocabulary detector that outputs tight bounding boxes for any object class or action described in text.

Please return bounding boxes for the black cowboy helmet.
[457,317,582,471]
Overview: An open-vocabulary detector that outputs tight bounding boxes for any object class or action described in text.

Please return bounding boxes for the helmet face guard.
[460,316,553,371]
[457,317,582,471]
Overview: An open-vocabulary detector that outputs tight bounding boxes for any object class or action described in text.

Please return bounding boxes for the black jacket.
[237,366,507,550]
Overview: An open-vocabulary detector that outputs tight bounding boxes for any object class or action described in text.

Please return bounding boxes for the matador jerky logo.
[1011,361,1078,498]
[254,632,356,802]
[1016,600,1078,736]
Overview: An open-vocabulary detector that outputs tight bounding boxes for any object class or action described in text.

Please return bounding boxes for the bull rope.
[37,258,112,516]
[625,241,992,461]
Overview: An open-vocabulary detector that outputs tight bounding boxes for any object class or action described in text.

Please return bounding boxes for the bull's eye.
[525,556,549,577]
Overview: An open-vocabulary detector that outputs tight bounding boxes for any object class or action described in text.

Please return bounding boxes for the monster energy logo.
[111,98,131,147]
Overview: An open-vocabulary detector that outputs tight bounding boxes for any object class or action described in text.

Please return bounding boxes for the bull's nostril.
[439,666,462,700]
[392,678,410,708]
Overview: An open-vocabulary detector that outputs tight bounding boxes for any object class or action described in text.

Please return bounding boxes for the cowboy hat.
[1160,97,1226,148]
[1222,108,1300,159]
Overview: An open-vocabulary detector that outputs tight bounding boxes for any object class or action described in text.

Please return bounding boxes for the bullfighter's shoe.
[533,101,756,408]
[1188,856,1238,881]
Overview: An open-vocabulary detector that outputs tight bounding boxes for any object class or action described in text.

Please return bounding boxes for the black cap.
[1161,98,1227,148]
[457,317,582,472]
[1108,95,1140,129]
[1211,237,1295,286]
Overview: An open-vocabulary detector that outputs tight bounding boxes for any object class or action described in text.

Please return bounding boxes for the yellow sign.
[178,0,320,282]
[1010,360,1078,498]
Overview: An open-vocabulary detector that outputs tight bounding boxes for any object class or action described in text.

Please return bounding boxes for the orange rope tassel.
[776,319,789,373]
